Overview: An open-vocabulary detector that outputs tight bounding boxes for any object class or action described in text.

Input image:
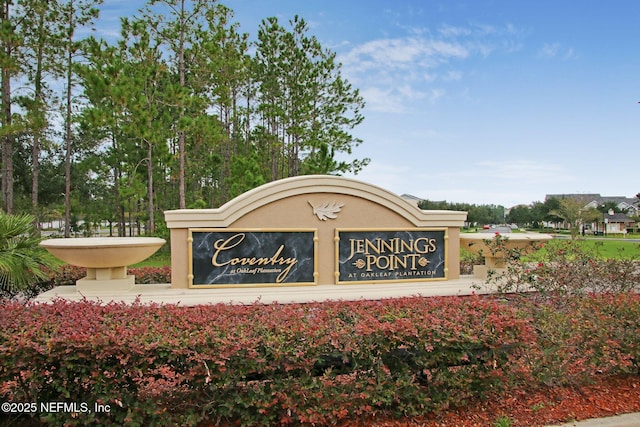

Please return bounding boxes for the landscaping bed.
[1,292,638,426]
[336,375,640,426]
[2,238,638,426]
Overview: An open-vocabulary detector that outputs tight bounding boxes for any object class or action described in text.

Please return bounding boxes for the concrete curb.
[547,412,640,427]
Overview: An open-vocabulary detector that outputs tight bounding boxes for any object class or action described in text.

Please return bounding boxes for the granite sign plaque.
[336,228,447,284]
[189,229,317,287]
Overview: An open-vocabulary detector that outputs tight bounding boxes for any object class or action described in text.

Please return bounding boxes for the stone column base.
[76,275,136,294]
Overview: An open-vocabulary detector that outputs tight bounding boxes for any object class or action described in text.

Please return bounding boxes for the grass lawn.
[533,238,640,260]
[132,249,171,267]
[581,239,640,259]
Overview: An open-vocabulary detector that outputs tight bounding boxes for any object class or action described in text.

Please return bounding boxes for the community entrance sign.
[190,229,317,287]
[336,228,447,283]
[165,175,466,288]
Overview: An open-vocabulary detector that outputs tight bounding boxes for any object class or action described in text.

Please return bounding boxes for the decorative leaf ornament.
[308,201,344,221]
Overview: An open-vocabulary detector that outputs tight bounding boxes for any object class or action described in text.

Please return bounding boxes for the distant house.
[545,194,638,216]
[400,194,424,207]
[545,193,638,234]
[583,197,639,218]
[603,212,635,235]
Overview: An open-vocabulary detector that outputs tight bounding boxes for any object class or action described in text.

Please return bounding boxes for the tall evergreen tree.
[196,4,251,203]
[77,36,129,234]
[118,18,173,233]
[142,0,215,209]
[18,0,62,226]
[254,15,368,180]
[0,0,24,213]
[3,2,373,227]
[57,0,102,236]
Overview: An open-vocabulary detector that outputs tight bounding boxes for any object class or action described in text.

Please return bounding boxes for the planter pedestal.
[40,237,165,294]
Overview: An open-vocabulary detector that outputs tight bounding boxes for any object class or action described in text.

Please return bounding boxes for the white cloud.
[442,70,462,81]
[405,160,576,206]
[342,37,468,73]
[426,160,574,194]
[438,24,472,38]
[339,37,466,113]
[360,87,406,113]
[339,22,526,114]
[426,88,445,103]
[563,47,578,60]
[347,161,412,194]
[348,156,580,207]
[538,42,561,58]
[473,160,572,182]
[538,42,577,60]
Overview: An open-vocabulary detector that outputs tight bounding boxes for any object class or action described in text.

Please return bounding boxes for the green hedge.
[1,293,638,426]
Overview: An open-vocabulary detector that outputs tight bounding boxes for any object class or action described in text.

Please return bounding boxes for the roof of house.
[546,193,638,209]
[400,193,424,202]
[545,193,601,202]
[605,212,635,223]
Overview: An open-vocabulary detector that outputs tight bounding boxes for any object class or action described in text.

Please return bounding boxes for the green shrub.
[2,292,638,426]
[460,247,483,275]
[473,236,640,387]
[2,232,639,425]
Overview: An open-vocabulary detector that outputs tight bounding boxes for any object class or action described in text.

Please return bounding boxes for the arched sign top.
[165,175,466,228]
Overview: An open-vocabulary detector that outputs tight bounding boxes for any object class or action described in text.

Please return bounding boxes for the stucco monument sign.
[36,175,557,304]
[165,175,467,288]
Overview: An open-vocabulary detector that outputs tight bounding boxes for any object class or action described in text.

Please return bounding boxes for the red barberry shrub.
[1,292,637,426]
[128,266,171,284]
[0,296,534,426]
[49,265,171,285]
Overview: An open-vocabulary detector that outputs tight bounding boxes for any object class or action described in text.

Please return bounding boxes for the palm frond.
[0,212,58,295]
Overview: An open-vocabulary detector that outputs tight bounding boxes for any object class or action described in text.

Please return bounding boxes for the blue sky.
[95,1,640,207]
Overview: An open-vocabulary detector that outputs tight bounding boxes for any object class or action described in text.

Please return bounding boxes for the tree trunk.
[64,43,72,238]
[1,68,12,213]
[63,2,75,238]
[31,7,47,230]
[177,0,187,209]
[146,140,155,234]
[32,133,40,225]
[1,1,13,213]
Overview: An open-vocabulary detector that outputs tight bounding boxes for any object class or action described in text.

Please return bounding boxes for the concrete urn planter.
[460,232,552,279]
[40,237,166,293]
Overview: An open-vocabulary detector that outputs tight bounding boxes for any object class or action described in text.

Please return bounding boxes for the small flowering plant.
[472,233,546,294]
[477,236,640,299]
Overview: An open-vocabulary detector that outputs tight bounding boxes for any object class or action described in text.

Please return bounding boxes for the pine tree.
[0,0,24,213]
[253,15,368,180]
[58,0,102,236]
[143,0,214,209]
[19,0,63,226]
